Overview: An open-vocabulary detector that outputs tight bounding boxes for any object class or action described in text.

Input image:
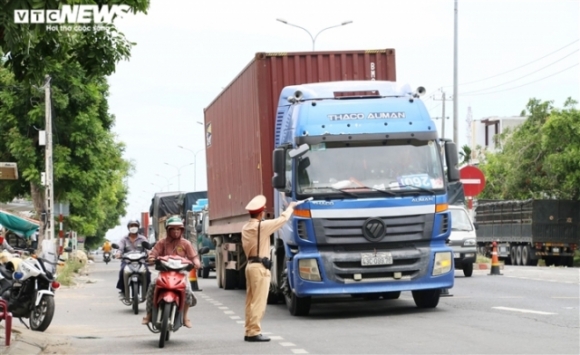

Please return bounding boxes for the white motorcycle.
[112,242,152,314]
[0,247,67,332]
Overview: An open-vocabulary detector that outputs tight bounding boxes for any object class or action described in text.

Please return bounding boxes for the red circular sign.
[459,166,486,197]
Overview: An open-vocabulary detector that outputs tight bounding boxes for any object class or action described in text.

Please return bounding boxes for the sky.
[104,0,579,241]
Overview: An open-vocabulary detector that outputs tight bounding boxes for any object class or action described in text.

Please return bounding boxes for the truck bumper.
[288,246,454,297]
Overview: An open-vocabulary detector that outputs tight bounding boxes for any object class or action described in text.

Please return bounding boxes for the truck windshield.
[296,139,444,197]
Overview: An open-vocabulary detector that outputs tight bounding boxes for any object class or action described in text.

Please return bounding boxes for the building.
[469,116,526,163]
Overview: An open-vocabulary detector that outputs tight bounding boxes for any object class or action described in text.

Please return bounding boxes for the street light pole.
[178,145,205,191]
[276,19,353,50]
[164,162,194,191]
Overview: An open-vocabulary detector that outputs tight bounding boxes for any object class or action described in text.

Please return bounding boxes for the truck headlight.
[463,239,476,247]
[432,252,452,276]
[298,259,321,281]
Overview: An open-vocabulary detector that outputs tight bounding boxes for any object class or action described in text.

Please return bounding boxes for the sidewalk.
[0,318,74,355]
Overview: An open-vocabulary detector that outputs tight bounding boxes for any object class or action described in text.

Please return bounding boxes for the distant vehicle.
[447,205,477,277]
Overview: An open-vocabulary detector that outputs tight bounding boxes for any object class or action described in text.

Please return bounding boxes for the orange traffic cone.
[489,241,502,276]
[189,268,202,291]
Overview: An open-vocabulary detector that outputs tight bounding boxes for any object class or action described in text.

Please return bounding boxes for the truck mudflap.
[287,247,454,297]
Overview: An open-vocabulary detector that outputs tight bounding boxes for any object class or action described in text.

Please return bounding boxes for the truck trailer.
[203,49,460,316]
[475,199,579,266]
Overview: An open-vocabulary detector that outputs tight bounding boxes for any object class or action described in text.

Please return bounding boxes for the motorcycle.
[112,241,151,314]
[103,252,111,264]
[0,247,68,332]
[147,247,209,348]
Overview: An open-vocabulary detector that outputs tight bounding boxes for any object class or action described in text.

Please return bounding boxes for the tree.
[459,145,472,166]
[478,98,580,200]
[0,1,149,251]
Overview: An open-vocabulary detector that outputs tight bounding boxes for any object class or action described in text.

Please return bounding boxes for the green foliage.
[479,98,580,200]
[0,1,149,240]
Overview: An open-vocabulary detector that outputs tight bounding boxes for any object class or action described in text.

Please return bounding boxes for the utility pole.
[453,0,459,144]
[44,75,54,242]
[433,89,453,139]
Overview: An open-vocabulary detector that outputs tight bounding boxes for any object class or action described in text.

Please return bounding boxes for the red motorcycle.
[147,249,207,348]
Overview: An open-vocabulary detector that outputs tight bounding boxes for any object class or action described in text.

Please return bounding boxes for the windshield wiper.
[342,185,397,196]
[301,186,359,197]
[389,184,436,195]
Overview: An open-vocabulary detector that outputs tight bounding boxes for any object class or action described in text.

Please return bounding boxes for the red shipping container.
[204,49,396,235]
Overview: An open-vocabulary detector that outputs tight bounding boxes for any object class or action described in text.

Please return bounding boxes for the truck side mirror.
[445,141,460,182]
[272,147,287,190]
[473,222,479,230]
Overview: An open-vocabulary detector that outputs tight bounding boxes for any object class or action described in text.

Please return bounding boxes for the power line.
[460,49,579,95]
[461,62,579,96]
[442,38,579,88]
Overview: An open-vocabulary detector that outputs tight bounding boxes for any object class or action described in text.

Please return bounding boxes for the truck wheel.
[237,268,246,289]
[412,289,440,308]
[202,267,210,279]
[285,291,311,316]
[516,246,523,266]
[463,263,473,277]
[521,245,534,266]
[224,269,238,290]
[216,253,224,288]
[510,246,517,265]
[563,256,574,267]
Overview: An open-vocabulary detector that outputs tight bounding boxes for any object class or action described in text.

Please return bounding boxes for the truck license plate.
[553,247,560,253]
[361,253,393,266]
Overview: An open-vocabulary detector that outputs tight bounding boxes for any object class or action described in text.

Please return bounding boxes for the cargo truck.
[203,49,460,316]
[475,199,579,267]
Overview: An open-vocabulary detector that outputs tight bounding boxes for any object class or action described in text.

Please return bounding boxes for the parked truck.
[203,49,460,316]
[475,199,579,267]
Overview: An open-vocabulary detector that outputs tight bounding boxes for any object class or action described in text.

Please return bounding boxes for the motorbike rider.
[102,240,112,254]
[141,216,200,328]
[115,220,151,298]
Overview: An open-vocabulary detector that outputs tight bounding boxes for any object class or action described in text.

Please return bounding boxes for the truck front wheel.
[285,291,311,316]
[412,289,440,308]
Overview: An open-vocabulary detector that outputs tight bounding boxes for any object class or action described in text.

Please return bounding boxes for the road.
[45,258,579,354]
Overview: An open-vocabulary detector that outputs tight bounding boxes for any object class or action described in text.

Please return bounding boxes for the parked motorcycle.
[147,247,209,348]
[103,252,111,264]
[0,247,69,332]
[112,242,151,314]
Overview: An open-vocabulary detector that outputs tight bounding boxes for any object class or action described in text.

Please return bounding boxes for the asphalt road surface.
[45,258,579,354]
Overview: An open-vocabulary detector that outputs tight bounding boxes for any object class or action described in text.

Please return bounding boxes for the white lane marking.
[493,306,557,315]
[497,297,523,299]
[230,316,241,320]
[224,310,235,314]
[280,342,296,347]
[218,306,229,309]
[236,320,245,324]
[212,302,223,306]
[291,350,309,354]
[551,297,579,299]
[205,298,214,301]
[262,332,272,335]
[270,336,284,340]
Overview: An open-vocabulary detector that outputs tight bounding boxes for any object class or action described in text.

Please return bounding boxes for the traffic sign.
[460,165,486,197]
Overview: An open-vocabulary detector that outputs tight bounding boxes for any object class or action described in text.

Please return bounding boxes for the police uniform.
[241,195,295,342]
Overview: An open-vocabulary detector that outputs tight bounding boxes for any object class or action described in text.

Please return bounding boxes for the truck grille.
[312,214,434,245]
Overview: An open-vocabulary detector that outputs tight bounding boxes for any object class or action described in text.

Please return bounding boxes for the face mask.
[129,227,138,234]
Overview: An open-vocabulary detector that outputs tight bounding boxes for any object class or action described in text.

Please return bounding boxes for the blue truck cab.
[271,80,461,316]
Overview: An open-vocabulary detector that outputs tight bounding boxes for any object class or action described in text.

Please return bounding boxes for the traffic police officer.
[242,195,297,342]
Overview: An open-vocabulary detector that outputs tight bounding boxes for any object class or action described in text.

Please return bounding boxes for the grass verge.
[56,259,84,286]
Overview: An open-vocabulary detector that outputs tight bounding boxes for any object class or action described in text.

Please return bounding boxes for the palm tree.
[459,145,472,166]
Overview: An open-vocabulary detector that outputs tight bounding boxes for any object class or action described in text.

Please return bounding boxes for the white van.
[447,205,477,277]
